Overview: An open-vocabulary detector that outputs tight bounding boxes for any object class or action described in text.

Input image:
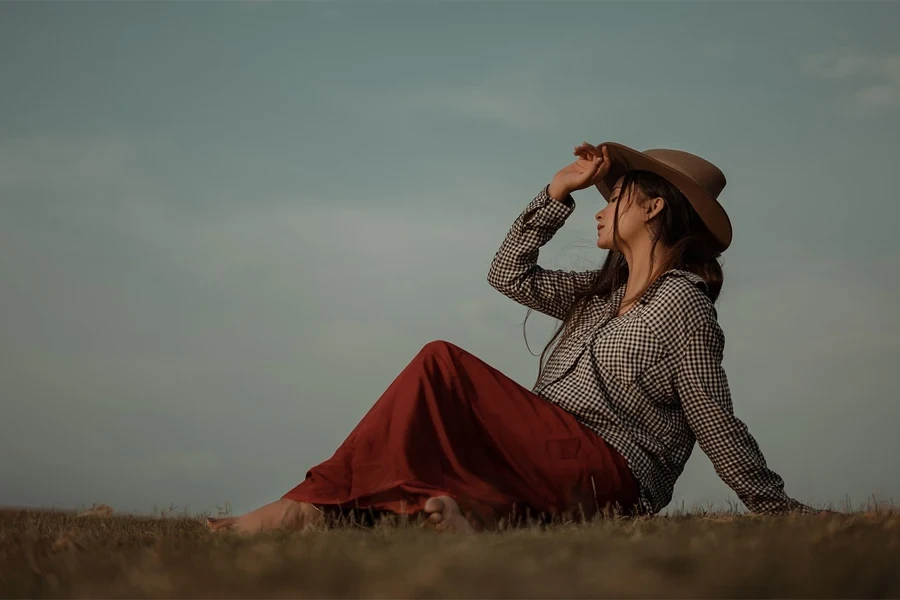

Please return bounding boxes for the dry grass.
[2,503,900,598]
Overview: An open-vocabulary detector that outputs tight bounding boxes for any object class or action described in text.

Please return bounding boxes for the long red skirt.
[283,340,639,527]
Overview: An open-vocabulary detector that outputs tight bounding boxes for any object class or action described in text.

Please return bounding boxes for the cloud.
[804,49,900,81]
[802,48,900,113]
[853,83,899,112]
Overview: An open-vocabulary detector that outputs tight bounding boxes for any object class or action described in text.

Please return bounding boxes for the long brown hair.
[524,170,725,386]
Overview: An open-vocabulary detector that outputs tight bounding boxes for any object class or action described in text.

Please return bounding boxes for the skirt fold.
[283,340,639,525]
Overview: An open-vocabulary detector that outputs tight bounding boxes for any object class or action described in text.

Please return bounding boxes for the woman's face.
[594,176,649,251]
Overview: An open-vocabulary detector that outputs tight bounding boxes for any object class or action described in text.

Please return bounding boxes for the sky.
[1,0,898,517]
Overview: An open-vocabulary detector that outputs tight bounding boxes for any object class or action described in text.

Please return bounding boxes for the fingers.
[573,142,595,158]
[569,142,612,189]
[573,142,607,164]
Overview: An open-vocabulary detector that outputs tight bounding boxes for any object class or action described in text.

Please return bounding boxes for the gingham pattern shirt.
[488,185,815,515]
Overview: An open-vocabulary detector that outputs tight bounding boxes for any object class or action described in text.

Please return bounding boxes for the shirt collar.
[608,268,708,315]
[640,269,707,304]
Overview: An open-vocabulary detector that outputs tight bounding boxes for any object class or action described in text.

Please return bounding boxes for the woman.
[208,142,818,534]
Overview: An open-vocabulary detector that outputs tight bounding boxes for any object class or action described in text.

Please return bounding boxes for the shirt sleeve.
[675,316,818,515]
[487,185,602,321]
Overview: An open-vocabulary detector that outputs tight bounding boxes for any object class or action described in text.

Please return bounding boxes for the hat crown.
[643,149,727,199]
[644,148,726,198]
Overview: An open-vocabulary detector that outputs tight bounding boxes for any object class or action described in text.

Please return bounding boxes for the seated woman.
[208,141,818,534]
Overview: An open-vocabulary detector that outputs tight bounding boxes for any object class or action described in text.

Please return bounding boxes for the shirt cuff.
[544,184,575,208]
[525,186,575,231]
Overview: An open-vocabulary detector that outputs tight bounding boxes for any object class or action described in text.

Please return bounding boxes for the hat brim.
[592,142,733,251]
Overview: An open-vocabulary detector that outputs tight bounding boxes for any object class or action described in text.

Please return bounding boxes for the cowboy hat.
[592,142,733,251]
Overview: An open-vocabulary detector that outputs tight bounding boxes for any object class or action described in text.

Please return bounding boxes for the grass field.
[2,504,899,598]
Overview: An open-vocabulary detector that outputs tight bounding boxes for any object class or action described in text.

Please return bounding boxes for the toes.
[423,497,444,513]
[423,496,475,534]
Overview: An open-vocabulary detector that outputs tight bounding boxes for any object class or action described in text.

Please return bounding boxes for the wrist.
[547,182,572,203]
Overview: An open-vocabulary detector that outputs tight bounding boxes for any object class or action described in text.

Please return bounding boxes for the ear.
[644,196,665,221]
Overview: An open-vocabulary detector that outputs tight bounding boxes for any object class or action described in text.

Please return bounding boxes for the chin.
[596,237,612,250]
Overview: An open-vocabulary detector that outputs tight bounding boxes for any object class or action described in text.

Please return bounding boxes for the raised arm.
[488,143,611,321]
[487,185,601,320]
[675,315,817,515]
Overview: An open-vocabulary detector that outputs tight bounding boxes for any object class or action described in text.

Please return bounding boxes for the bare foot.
[423,496,475,534]
[207,498,324,534]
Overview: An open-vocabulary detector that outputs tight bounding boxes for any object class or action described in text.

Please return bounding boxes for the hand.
[549,143,612,199]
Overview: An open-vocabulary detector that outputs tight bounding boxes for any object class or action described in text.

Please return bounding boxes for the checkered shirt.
[488,185,816,515]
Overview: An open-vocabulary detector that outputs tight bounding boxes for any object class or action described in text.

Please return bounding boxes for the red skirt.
[283,340,639,528]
